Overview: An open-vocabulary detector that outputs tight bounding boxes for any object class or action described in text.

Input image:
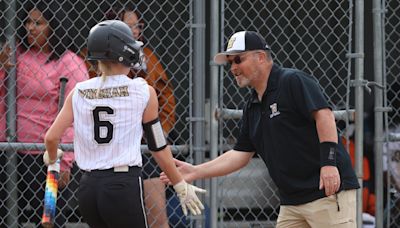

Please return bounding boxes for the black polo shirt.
[233,64,359,205]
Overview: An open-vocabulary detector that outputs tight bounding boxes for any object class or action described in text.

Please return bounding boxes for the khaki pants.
[277,189,356,228]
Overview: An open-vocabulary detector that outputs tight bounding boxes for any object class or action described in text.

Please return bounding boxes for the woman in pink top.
[0,1,88,227]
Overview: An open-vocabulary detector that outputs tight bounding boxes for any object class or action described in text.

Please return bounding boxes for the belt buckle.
[114,165,129,172]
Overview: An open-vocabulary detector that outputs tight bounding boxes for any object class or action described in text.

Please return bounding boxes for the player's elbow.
[44,132,58,145]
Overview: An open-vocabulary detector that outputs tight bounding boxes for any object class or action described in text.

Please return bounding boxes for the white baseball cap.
[214,31,271,64]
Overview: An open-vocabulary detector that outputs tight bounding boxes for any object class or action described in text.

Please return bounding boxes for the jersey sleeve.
[233,103,256,152]
[287,72,331,120]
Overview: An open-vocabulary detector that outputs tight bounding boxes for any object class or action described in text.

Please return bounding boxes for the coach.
[161,31,360,227]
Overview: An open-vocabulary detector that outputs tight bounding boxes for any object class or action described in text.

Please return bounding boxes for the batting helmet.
[87,20,142,67]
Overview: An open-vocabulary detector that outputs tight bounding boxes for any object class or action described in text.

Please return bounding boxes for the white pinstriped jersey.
[72,75,149,170]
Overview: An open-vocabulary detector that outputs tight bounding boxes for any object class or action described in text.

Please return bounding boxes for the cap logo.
[226,37,236,50]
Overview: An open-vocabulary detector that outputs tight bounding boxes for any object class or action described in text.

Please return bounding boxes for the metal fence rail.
[215,108,356,122]
[0,143,189,155]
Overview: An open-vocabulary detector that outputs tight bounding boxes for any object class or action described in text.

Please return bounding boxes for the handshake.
[161,158,207,216]
[43,149,63,166]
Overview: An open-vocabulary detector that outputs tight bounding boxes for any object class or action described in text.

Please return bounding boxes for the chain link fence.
[384,0,400,227]
[0,0,399,227]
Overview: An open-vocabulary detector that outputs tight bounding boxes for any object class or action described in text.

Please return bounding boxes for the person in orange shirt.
[80,4,177,227]
[342,136,375,215]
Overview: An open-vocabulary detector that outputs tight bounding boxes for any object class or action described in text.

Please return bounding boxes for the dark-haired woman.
[0,2,88,226]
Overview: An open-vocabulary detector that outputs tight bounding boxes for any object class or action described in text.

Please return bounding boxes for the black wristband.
[319,142,337,167]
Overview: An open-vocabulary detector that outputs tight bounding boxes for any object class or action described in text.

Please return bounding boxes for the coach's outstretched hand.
[160,158,195,185]
[173,180,206,216]
[43,149,63,166]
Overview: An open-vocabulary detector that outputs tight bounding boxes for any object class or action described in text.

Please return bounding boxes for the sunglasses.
[227,51,260,66]
[227,55,243,65]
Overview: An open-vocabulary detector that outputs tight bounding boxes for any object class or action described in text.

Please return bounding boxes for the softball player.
[43,20,205,228]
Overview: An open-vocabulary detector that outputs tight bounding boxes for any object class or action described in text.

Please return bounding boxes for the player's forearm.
[44,135,59,161]
[193,150,252,180]
[152,148,183,185]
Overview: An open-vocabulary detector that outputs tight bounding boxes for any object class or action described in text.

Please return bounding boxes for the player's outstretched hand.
[173,180,206,216]
[160,158,196,185]
[43,149,63,166]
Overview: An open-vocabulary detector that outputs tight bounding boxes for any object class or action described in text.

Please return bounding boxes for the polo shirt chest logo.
[269,103,281,118]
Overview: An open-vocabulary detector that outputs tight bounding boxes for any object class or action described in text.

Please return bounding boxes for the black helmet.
[87,20,142,67]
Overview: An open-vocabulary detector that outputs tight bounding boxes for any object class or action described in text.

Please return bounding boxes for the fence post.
[209,0,221,227]
[4,0,18,227]
[372,0,385,227]
[192,0,206,226]
[354,0,365,227]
